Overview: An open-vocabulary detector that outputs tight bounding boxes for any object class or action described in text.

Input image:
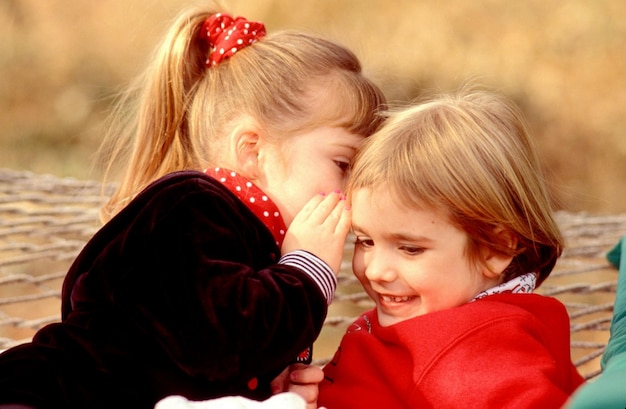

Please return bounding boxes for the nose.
[363,250,396,283]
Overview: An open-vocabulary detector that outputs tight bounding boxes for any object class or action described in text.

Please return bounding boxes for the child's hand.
[281,191,351,274]
[271,363,324,409]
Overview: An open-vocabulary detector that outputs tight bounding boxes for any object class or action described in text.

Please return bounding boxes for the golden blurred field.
[1,0,625,213]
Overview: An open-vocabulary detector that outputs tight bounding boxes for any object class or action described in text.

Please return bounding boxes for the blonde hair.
[348,88,562,286]
[98,5,386,222]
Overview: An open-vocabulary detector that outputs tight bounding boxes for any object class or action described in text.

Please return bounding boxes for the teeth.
[382,295,412,303]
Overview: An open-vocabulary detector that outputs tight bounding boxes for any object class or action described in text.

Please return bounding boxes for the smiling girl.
[318,88,584,409]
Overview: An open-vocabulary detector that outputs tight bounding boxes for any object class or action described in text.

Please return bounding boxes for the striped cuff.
[279,250,337,305]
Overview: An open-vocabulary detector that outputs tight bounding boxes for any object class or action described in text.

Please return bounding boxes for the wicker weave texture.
[1,168,625,380]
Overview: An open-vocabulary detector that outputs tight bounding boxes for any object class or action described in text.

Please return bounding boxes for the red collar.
[205,167,287,247]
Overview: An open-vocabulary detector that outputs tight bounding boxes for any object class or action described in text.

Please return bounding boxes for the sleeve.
[66,172,331,381]
[279,250,336,305]
[564,236,626,409]
[417,313,582,409]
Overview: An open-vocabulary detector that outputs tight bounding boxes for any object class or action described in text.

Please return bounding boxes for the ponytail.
[99,8,214,221]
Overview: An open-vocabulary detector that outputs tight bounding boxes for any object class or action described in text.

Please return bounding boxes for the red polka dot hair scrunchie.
[200,12,266,66]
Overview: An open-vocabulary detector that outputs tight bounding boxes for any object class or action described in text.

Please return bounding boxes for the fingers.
[315,190,346,225]
[270,364,323,409]
[314,191,349,232]
[270,366,291,394]
[294,190,346,226]
[329,194,351,236]
[287,383,318,409]
[282,190,351,273]
[287,364,324,409]
[294,192,327,222]
[290,363,324,384]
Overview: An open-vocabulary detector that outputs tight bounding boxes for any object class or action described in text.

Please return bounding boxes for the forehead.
[352,187,451,227]
[351,188,469,248]
[352,187,421,222]
[286,126,364,152]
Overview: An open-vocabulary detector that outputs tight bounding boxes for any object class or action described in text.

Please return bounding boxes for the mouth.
[374,292,422,325]
[380,294,415,303]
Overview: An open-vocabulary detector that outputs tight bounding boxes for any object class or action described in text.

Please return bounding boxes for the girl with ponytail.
[0,4,385,409]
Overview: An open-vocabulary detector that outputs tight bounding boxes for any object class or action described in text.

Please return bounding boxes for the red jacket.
[320,293,585,409]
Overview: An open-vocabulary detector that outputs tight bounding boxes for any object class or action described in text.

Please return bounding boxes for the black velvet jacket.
[0,171,328,409]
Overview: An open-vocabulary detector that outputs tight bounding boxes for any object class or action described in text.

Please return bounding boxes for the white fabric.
[155,393,306,409]
[473,272,537,301]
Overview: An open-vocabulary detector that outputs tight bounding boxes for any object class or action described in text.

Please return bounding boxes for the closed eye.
[335,160,350,173]
[354,236,374,248]
[400,245,425,255]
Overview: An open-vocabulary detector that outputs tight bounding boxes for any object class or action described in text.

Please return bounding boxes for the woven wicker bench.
[1,168,624,380]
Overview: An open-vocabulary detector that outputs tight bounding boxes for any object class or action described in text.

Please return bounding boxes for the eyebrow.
[352,225,434,244]
[331,142,358,153]
[390,232,434,243]
[333,133,365,150]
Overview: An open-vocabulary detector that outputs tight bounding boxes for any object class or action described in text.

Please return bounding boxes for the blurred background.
[1,0,625,213]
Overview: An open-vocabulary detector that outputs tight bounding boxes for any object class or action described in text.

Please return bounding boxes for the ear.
[481,226,518,280]
[229,116,264,180]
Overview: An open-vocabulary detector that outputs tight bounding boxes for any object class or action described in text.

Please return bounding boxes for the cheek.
[294,167,332,196]
[351,250,367,280]
[316,168,346,193]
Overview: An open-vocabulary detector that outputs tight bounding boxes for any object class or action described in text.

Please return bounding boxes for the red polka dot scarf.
[200,13,266,66]
[205,167,286,247]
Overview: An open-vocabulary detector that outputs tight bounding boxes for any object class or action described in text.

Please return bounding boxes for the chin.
[377,311,404,327]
